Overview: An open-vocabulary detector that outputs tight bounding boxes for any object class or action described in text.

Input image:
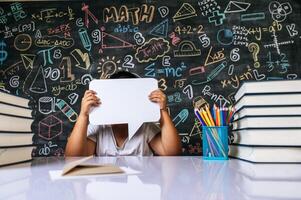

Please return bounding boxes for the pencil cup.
[202,126,228,160]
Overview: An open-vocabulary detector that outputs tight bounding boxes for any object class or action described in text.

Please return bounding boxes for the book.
[234,80,301,101]
[0,91,30,108]
[0,132,34,147]
[0,146,34,166]
[0,114,33,132]
[232,115,301,130]
[62,156,124,176]
[234,105,301,120]
[231,129,301,146]
[234,93,301,111]
[229,145,301,163]
[0,102,32,118]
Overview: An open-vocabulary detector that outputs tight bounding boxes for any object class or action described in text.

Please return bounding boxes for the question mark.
[248,43,260,68]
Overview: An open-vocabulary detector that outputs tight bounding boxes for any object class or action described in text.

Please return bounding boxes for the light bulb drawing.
[98,56,120,79]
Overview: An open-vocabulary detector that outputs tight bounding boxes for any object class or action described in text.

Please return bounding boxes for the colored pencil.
[194,109,205,126]
[205,105,215,126]
[216,106,220,126]
[200,109,211,126]
[193,105,233,158]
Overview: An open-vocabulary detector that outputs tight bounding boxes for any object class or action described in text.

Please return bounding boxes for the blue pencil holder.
[202,126,228,160]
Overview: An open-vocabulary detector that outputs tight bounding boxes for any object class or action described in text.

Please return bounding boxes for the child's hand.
[149,89,167,111]
[80,90,101,117]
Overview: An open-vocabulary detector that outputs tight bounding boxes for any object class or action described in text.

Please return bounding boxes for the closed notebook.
[0,91,30,108]
[229,145,301,163]
[0,114,33,132]
[0,102,33,118]
[234,80,301,101]
[232,115,301,130]
[234,93,301,111]
[0,132,34,147]
[234,105,301,120]
[0,146,34,166]
[231,129,301,146]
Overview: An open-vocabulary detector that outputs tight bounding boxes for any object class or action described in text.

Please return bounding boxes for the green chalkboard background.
[0,0,300,156]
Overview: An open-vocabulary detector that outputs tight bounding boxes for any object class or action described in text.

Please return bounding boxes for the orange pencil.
[216,106,220,126]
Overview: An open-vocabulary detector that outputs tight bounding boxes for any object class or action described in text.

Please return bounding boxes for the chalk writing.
[174,41,201,57]
[32,7,74,23]
[103,4,155,25]
[0,1,300,157]
[173,3,197,22]
[35,36,74,48]
[0,21,35,39]
[135,38,170,63]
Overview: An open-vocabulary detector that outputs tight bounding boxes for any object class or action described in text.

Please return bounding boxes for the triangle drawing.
[101,32,135,49]
[149,19,169,38]
[21,54,36,70]
[173,3,197,22]
[29,66,47,94]
[224,1,251,13]
[35,30,42,38]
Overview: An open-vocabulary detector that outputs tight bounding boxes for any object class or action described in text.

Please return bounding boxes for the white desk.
[0,157,301,200]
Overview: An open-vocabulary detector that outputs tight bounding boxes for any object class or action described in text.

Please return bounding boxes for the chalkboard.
[0,0,300,156]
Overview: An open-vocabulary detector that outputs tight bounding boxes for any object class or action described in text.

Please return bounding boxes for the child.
[65,71,182,156]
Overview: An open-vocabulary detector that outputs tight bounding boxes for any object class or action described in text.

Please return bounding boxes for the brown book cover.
[62,156,124,176]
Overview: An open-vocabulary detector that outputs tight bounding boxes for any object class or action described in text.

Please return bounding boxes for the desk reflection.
[68,156,181,200]
[1,157,301,200]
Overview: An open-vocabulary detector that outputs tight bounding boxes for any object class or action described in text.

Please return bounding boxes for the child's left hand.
[149,89,167,111]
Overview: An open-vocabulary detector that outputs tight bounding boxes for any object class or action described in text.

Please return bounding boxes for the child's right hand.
[80,90,101,117]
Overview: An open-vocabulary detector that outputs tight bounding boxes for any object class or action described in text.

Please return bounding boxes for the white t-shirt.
[87,122,161,156]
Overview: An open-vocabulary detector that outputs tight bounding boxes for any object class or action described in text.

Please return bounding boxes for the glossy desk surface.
[1,156,301,200]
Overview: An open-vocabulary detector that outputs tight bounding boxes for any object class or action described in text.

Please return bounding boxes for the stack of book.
[0,91,35,166]
[229,80,301,163]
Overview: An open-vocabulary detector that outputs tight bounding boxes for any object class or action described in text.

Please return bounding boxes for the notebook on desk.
[62,156,124,176]
[49,157,140,180]
[0,91,30,109]
[0,102,33,118]
[0,113,34,133]
[232,115,301,130]
[234,80,301,101]
[234,93,301,111]
[0,145,34,167]
[229,145,301,163]
[0,131,34,147]
[233,105,301,120]
[231,128,301,146]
